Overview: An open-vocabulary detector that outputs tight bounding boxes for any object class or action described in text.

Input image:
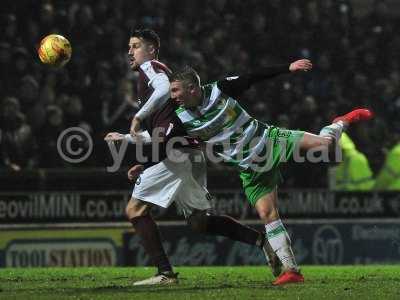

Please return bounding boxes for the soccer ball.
[38,34,72,67]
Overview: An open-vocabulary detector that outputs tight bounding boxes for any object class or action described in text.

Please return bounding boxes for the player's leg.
[299,108,374,154]
[183,149,264,248]
[239,165,302,284]
[126,162,182,285]
[254,188,304,285]
[254,188,298,271]
[298,124,342,157]
[174,149,280,276]
[125,149,209,285]
[126,198,175,280]
[298,131,333,150]
[185,210,280,276]
[187,210,264,247]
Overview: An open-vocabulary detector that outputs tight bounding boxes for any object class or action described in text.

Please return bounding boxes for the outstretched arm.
[217,59,312,98]
[104,131,167,168]
[105,131,152,144]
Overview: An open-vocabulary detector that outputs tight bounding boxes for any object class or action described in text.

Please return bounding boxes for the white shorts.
[132,148,211,217]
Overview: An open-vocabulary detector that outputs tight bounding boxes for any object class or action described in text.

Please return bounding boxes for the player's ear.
[147,44,156,56]
[187,83,195,93]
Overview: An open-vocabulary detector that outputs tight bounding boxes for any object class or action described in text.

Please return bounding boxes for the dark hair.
[131,28,160,55]
[171,66,201,86]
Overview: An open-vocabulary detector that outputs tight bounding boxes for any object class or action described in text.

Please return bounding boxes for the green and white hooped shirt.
[175,81,271,170]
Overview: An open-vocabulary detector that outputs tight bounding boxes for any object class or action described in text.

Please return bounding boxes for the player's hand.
[289,59,312,72]
[104,132,125,142]
[9,163,21,172]
[130,116,141,136]
[127,164,144,182]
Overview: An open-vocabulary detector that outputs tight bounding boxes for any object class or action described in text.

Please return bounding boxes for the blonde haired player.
[168,64,373,285]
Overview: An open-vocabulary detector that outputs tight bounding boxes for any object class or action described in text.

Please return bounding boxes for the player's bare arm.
[105,131,152,144]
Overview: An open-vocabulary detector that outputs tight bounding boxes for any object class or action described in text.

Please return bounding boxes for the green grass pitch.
[1,266,399,299]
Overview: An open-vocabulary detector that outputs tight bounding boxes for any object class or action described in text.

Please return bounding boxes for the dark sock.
[130,215,172,274]
[205,215,264,247]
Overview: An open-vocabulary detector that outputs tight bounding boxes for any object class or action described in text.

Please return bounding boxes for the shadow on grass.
[7,281,277,295]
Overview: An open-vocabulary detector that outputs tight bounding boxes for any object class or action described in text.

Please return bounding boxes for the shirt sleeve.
[124,131,152,144]
[216,64,290,98]
[135,62,171,121]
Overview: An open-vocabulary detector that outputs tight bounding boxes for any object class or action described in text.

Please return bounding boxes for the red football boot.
[333,108,374,124]
[272,270,304,286]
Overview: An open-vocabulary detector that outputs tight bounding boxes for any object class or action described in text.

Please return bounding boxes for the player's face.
[170,80,200,109]
[128,37,154,70]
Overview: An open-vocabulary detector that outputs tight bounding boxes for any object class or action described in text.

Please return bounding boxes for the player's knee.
[323,137,343,163]
[125,198,149,221]
[187,210,208,233]
[257,207,279,223]
[324,136,339,154]
[302,135,333,151]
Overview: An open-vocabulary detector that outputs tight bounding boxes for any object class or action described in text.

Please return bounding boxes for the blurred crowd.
[0,0,399,188]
